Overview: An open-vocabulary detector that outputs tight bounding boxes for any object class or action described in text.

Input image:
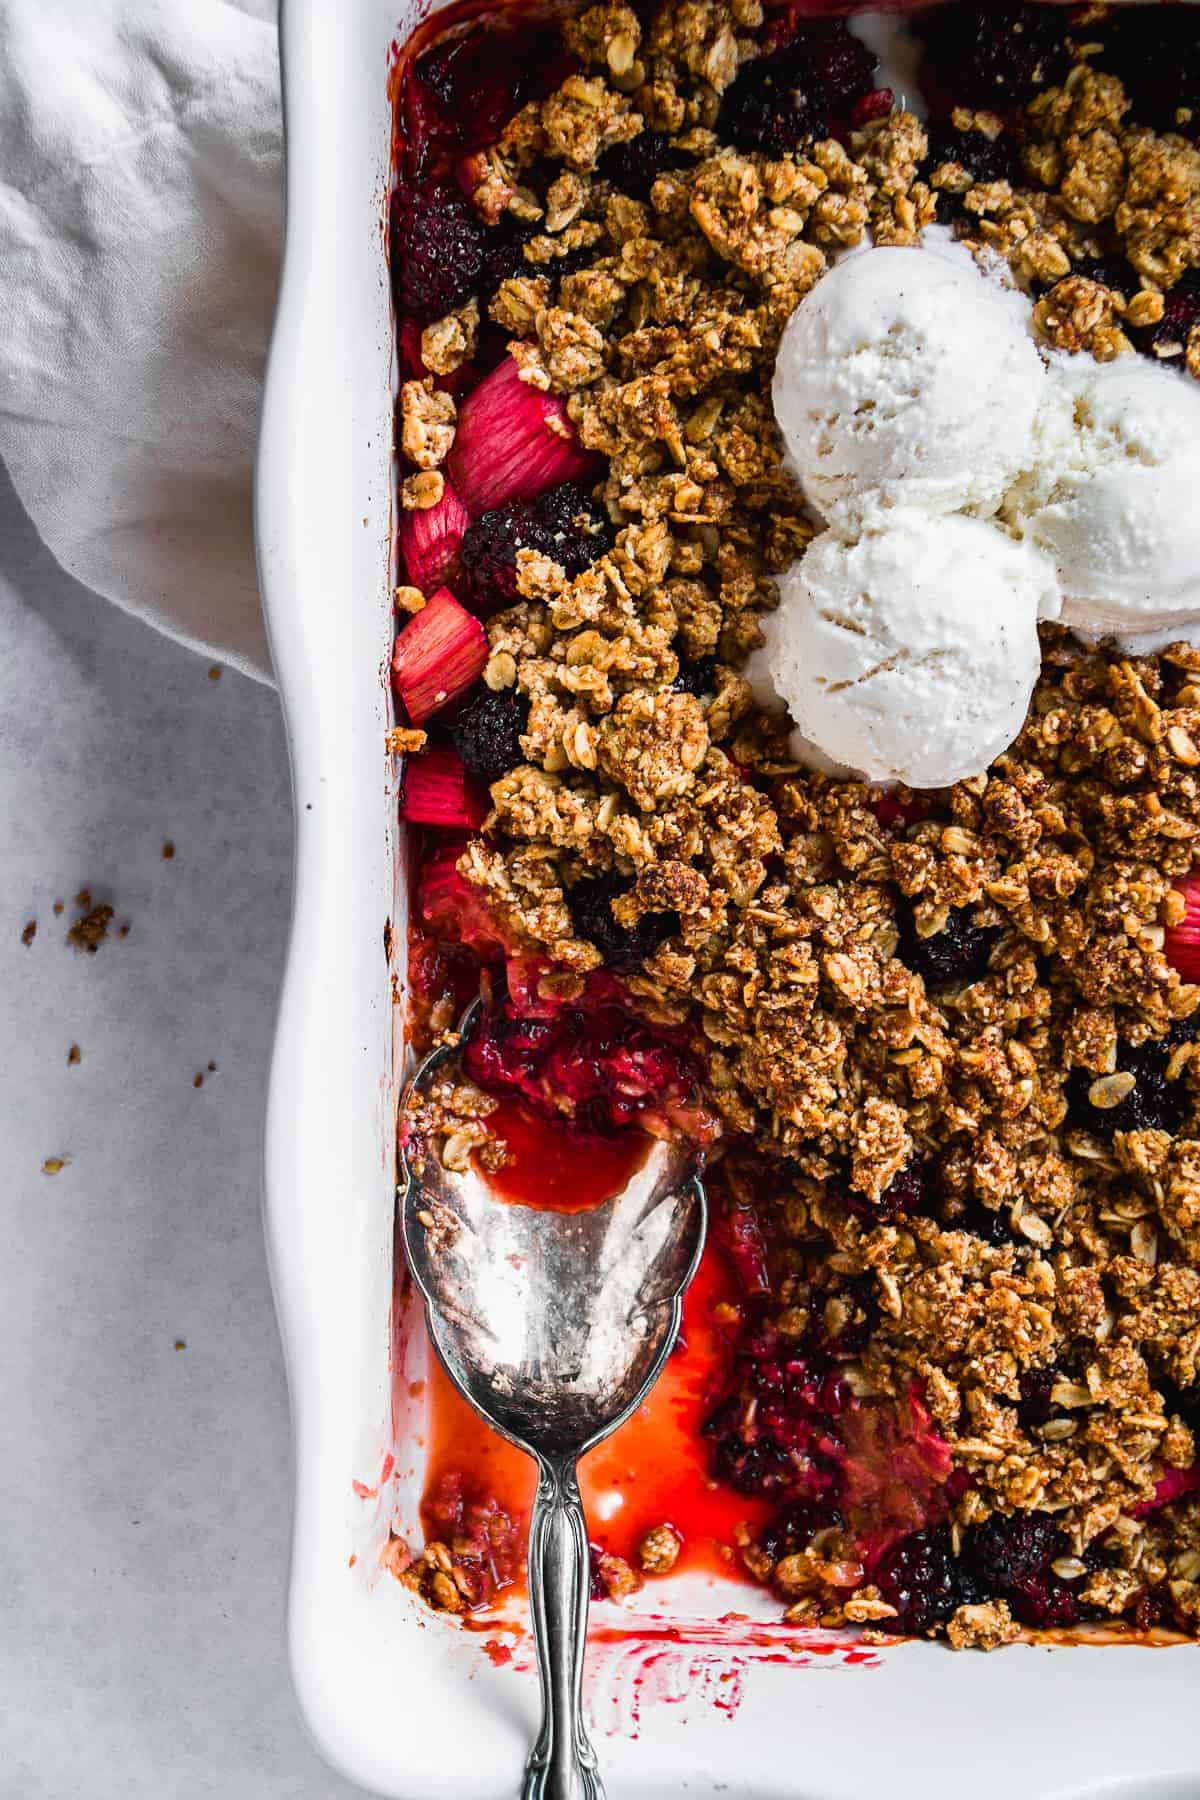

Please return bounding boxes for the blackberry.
[963,1511,1080,1629]
[1073,255,1141,300]
[1088,9,1200,142]
[673,655,718,698]
[760,1498,843,1565]
[719,50,819,156]
[718,23,876,157]
[478,217,537,296]
[412,21,576,155]
[1139,273,1200,365]
[390,179,485,322]
[965,1510,1055,1582]
[534,482,613,572]
[797,21,880,117]
[460,484,611,613]
[954,1195,1015,1247]
[451,688,529,784]
[598,130,687,201]
[923,121,1019,201]
[1064,1026,1194,1142]
[832,1156,928,1223]
[918,4,1071,112]
[1158,1377,1200,1440]
[874,1525,981,1636]
[895,900,999,988]
[461,501,544,611]
[1016,1366,1059,1432]
[710,1429,789,1498]
[568,873,680,974]
[880,1158,927,1218]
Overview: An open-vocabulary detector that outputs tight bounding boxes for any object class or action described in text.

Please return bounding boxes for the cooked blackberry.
[708,1423,790,1498]
[759,1499,844,1565]
[450,687,529,783]
[895,900,999,988]
[673,655,718,698]
[568,873,680,973]
[963,1511,1081,1628]
[1064,1027,1194,1141]
[832,1157,928,1222]
[390,179,485,322]
[459,500,541,611]
[795,20,879,116]
[598,130,688,201]
[1138,272,1200,363]
[1072,255,1141,299]
[917,3,1071,112]
[1016,1366,1059,1431]
[1088,8,1200,142]
[966,1509,1060,1587]
[460,483,611,613]
[953,1194,1016,1247]
[718,23,876,157]
[923,121,1019,194]
[874,1525,982,1635]
[535,482,612,571]
[478,217,537,296]
[411,20,576,155]
[1158,1376,1200,1440]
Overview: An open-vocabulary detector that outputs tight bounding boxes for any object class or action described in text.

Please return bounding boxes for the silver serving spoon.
[399,998,706,1800]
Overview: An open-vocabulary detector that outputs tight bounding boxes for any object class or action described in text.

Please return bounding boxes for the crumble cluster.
[923,18,1200,372]
[398,0,1200,1643]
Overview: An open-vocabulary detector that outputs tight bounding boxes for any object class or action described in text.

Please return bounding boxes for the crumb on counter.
[67,890,115,954]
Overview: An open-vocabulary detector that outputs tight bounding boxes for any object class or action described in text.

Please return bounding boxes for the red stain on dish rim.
[351,1452,397,1502]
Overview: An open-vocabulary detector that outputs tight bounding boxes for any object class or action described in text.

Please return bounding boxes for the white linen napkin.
[0,0,280,682]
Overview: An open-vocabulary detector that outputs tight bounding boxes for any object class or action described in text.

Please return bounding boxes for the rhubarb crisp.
[388,1,1200,1646]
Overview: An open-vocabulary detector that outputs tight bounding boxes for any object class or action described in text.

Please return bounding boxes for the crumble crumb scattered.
[399,377,457,470]
[387,726,429,755]
[637,1523,683,1573]
[67,891,115,954]
[21,920,36,946]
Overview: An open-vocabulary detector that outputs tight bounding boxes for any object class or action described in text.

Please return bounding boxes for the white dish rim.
[255,3,1200,1796]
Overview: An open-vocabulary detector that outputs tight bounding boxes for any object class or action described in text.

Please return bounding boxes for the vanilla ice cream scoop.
[758,513,1061,790]
[1008,355,1200,651]
[773,246,1047,529]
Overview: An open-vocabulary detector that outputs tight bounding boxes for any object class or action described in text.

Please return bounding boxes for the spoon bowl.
[400,998,706,1800]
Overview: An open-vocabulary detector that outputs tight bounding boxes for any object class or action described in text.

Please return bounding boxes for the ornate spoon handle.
[522,1456,604,1800]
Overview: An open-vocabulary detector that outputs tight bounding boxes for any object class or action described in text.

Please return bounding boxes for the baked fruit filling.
[387,0,1200,1649]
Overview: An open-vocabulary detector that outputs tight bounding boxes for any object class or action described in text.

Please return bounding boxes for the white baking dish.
[256,2,1200,1794]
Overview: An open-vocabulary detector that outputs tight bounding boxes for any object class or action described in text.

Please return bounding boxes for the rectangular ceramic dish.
[256,2,1200,1794]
